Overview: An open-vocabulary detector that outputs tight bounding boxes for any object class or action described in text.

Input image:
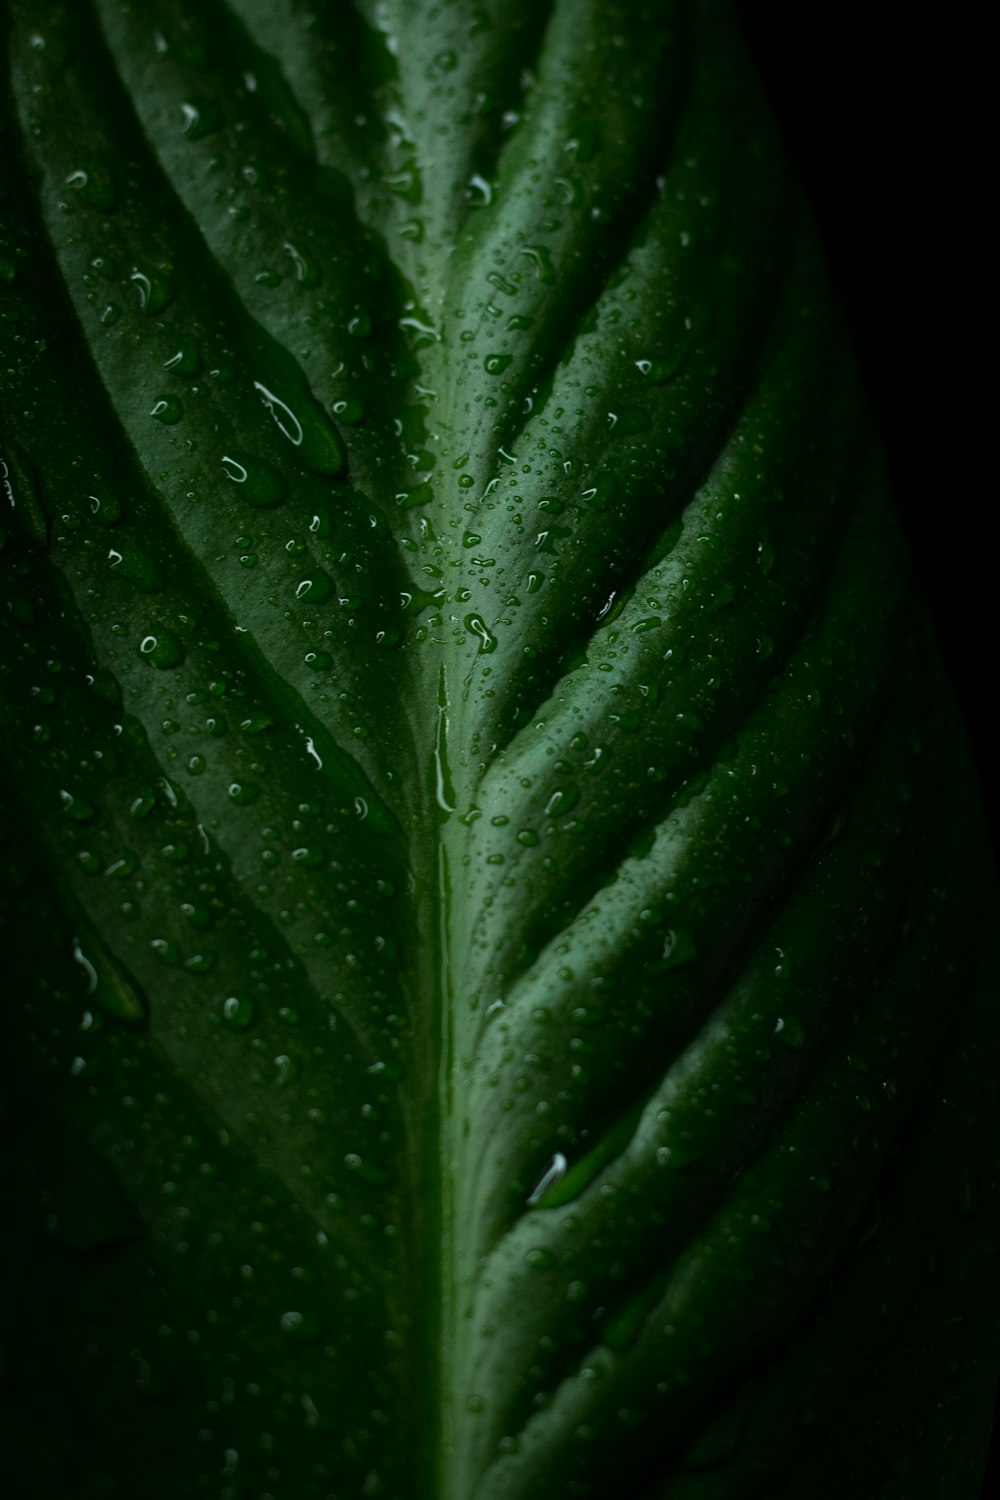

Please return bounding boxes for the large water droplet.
[179,98,223,140]
[150,395,183,425]
[222,995,256,1031]
[130,265,175,314]
[66,160,117,211]
[280,1309,320,1339]
[294,569,334,605]
[527,1153,567,1207]
[464,614,497,654]
[221,451,284,508]
[163,339,200,376]
[73,935,147,1022]
[60,790,96,822]
[139,628,185,669]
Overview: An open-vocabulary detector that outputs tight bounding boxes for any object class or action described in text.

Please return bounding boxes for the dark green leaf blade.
[2,3,996,1498]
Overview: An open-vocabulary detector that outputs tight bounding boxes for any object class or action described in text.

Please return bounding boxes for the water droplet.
[222,995,256,1031]
[73,936,146,1021]
[607,403,651,436]
[88,491,122,525]
[483,353,512,375]
[179,98,222,140]
[464,614,497,654]
[253,380,304,446]
[150,938,180,966]
[221,451,284,508]
[227,781,261,805]
[150,395,183,425]
[343,1153,389,1185]
[635,353,685,384]
[331,397,365,425]
[775,1014,805,1048]
[282,240,319,286]
[520,244,555,284]
[544,785,579,819]
[163,340,200,376]
[465,173,493,206]
[28,27,72,68]
[124,797,154,833]
[72,940,98,993]
[294,569,334,605]
[527,1153,567,1207]
[130,265,175,314]
[280,1309,320,1339]
[241,710,275,734]
[66,161,118,211]
[291,844,326,869]
[271,1050,295,1086]
[565,121,600,162]
[60,790,96,822]
[139,629,185,669]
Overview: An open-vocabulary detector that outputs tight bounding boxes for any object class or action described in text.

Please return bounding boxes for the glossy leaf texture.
[1,2,997,1498]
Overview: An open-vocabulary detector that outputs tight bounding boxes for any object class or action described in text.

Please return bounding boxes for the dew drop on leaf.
[163,340,200,376]
[464,614,497,653]
[295,570,335,605]
[139,629,185,669]
[222,995,256,1032]
[221,452,284,508]
[332,397,365,425]
[66,160,117,211]
[73,936,147,1023]
[280,1309,320,1339]
[150,395,183,425]
[150,938,180,966]
[60,790,96,821]
[129,265,175,314]
[179,98,222,139]
[227,781,261,805]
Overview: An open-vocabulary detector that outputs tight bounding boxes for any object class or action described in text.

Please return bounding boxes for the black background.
[735,5,995,1492]
[734,0,992,837]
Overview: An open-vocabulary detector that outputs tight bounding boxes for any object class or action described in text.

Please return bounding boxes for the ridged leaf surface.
[1,3,997,1498]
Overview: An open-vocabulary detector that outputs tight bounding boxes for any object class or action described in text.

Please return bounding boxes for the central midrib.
[404,651,477,1500]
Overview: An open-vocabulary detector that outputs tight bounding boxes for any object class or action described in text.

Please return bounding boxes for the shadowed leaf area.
[1,3,997,1497]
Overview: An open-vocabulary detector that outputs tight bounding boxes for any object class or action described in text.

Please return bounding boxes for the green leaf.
[1,3,996,1498]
